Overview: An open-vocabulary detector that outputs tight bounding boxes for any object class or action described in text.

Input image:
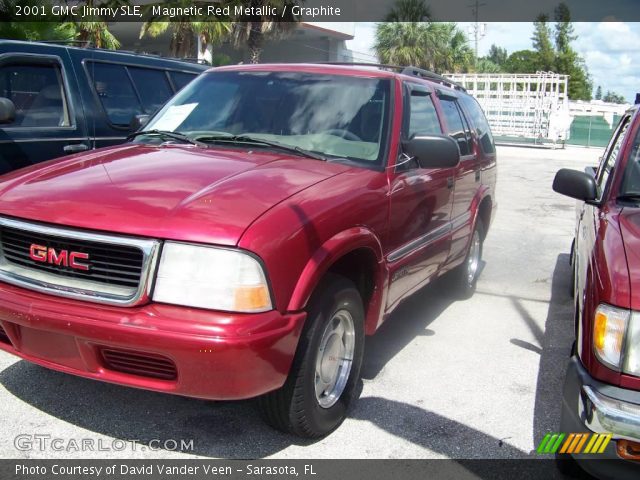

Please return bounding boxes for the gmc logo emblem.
[29,244,90,271]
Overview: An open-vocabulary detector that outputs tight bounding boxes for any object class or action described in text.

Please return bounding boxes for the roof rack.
[23,40,208,67]
[319,62,466,92]
[400,66,466,92]
[37,40,94,46]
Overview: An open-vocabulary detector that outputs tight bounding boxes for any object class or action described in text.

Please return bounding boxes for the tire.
[257,274,365,438]
[569,239,576,298]
[450,219,484,298]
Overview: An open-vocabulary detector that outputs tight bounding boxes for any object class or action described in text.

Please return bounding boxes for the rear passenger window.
[88,62,142,126]
[439,97,472,156]
[460,95,495,154]
[0,63,70,128]
[170,72,197,92]
[407,92,441,138]
[128,67,173,114]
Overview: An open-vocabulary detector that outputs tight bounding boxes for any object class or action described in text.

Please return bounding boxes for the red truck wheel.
[451,220,484,298]
[258,274,365,437]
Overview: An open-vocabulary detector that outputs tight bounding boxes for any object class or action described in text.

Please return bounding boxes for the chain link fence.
[566,114,622,147]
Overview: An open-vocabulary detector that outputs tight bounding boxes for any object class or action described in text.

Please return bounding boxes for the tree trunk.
[248,27,263,64]
[249,45,262,64]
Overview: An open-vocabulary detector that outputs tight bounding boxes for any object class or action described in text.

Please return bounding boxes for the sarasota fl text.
[16,464,316,476]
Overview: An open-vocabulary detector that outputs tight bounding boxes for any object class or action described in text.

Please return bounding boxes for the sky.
[345,22,640,103]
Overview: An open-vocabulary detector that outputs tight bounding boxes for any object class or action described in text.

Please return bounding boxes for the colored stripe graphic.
[539,433,612,454]
[585,434,612,454]
[537,433,566,453]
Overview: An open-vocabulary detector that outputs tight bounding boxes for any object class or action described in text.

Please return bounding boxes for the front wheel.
[257,274,364,437]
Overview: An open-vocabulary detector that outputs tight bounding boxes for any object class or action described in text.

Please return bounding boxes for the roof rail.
[24,40,208,66]
[400,66,466,91]
[37,40,94,47]
[319,62,405,72]
[319,62,466,92]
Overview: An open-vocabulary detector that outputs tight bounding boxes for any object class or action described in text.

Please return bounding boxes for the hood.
[0,144,348,245]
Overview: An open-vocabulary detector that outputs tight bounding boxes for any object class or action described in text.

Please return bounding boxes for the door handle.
[447,176,454,189]
[63,144,89,153]
[475,170,481,182]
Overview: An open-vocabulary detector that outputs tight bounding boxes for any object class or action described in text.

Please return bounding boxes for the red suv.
[554,101,640,477]
[0,64,496,437]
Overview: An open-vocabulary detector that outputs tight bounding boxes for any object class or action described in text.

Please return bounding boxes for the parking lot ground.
[0,145,605,462]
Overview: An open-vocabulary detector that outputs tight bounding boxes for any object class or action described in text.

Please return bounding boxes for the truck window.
[407,93,441,138]
[596,115,631,200]
[439,97,472,156]
[128,67,173,115]
[169,71,197,92]
[0,63,70,128]
[459,95,495,154]
[88,62,142,126]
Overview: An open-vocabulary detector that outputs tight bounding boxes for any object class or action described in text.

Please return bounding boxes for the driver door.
[386,83,455,310]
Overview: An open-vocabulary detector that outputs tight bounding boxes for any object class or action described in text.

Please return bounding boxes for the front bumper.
[0,281,306,400]
[559,356,640,479]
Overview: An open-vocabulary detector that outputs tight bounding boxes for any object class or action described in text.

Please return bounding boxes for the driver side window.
[595,116,630,201]
[407,92,441,138]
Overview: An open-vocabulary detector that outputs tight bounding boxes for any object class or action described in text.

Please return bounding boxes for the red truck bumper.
[0,282,306,400]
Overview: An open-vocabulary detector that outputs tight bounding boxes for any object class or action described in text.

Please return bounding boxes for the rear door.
[386,82,455,309]
[0,51,88,174]
[69,49,199,150]
[436,91,481,263]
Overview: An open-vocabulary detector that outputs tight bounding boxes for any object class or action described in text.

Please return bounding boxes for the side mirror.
[402,135,460,169]
[129,114,150,131]
[0,97,16,124]
[553,168,598,202]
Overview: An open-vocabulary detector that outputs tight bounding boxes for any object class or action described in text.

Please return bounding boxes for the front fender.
[287,227,387,334]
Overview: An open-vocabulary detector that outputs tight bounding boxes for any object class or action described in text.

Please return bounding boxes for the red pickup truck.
[0,64,496,437]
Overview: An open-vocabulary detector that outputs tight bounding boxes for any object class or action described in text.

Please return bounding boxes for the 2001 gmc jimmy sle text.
[0,64,496,437]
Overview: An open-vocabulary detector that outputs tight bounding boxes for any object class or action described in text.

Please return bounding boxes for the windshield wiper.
[196,134,327,161]
[127,129,207,147]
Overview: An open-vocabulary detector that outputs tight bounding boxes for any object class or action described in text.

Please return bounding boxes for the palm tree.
[375,23,436,69]
[230,0,300,64]
[69,0,129,49]
[434,23,474,73]
[0,0,75,41]
[375,21,473,73]
[140,1,231,58]
[385,0,431,22]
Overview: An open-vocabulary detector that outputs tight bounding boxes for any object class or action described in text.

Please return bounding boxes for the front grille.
[0,226,143,289]
[0,216,160,306]
[0,325,10,345]
[100,347,177,380]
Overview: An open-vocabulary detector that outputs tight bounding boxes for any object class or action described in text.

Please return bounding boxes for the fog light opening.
[617,439,640,461]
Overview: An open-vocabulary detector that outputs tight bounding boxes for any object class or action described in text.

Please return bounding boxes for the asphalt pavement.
[0,145,604,465]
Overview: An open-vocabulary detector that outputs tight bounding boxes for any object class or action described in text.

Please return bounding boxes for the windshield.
[141,71,392,166]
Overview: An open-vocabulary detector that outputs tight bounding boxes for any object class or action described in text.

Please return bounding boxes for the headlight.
[593,304,629,370]
[153,242,272,313]
[624,312,640,376]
